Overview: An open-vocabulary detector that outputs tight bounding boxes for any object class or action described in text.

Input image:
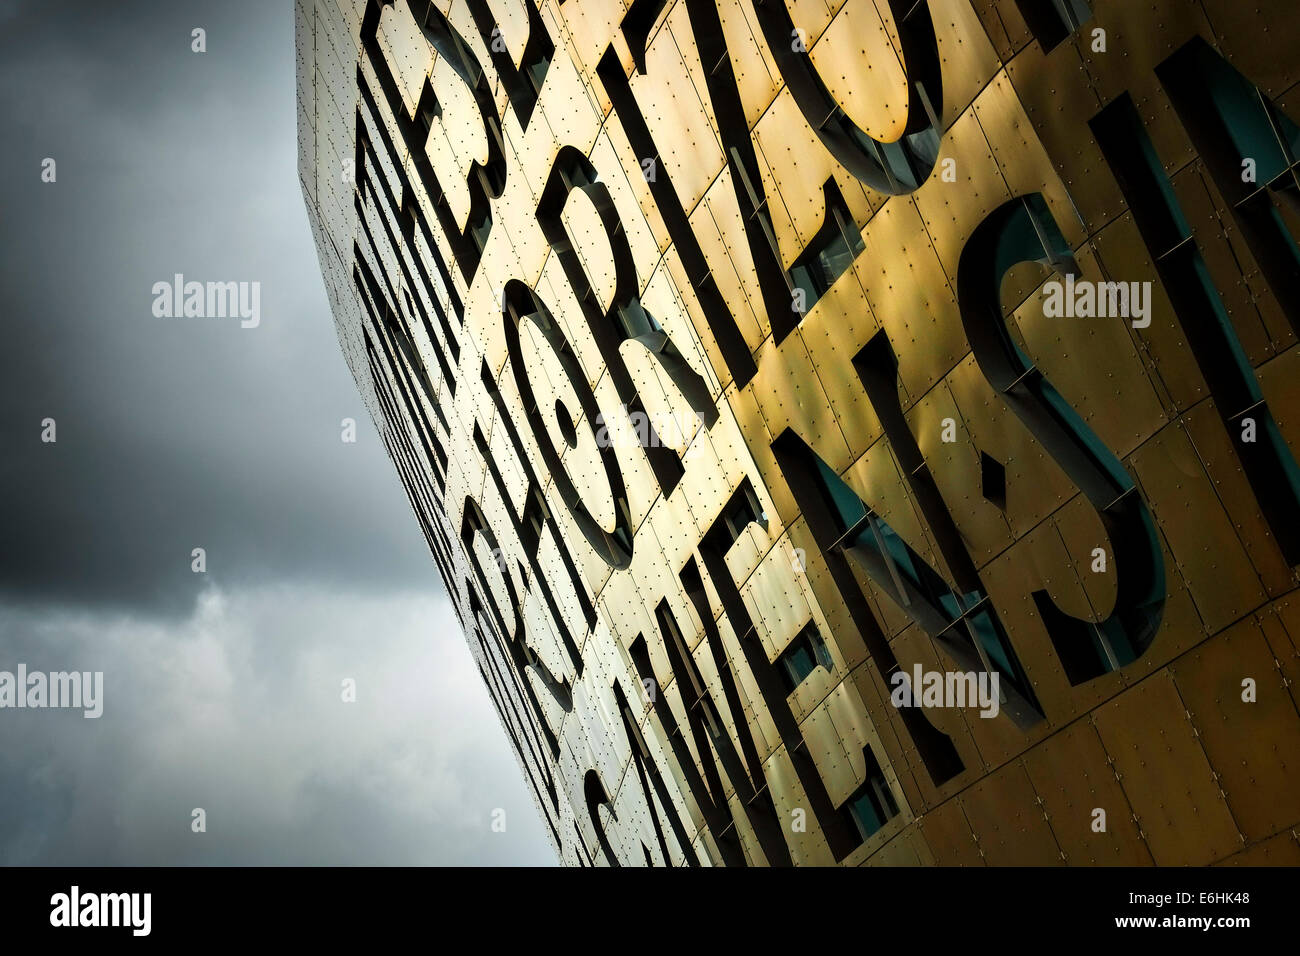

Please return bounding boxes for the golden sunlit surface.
[298,0,1300,866]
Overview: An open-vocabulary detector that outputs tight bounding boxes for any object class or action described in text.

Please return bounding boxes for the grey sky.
[0,0,553,865]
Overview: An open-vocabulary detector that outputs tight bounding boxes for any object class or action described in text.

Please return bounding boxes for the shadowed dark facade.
[298,0,1300,865]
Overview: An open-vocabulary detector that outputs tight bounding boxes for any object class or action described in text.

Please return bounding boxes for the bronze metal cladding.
[296,0,1300,865]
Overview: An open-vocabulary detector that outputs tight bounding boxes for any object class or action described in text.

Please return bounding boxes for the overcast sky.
[0,0,554,865]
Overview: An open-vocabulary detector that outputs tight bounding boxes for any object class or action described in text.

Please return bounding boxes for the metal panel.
[751,333,854,471]
[809,0,911,146]
[914,94,1015,289]
[1169,162,1276,365]
[973,70,1086,249]
[916,797,985,866]
[945,355,1077,540]
[797,282,882,458]
[1090,214,1207,415]
[1215,828,1300,866]
[889,623,982,795]
[1009,245,1169,461]
[856,198,967,402]
[958,761,1064,866]
[716,0,782,129]
[1181,399,1295,598]
[687,173,768,348]
[1004,43,1117,236]
[298,0,1300,867]
[1075,0,1208,174]
[1093,671,1243,867]
[1195,0,1297,98]
[978,522,1083,721]
[911,380,1014,565]
[931,0,1003,126]
[632,7,725,217]
[753,88,842,259]
[1127,420,1267,633]
[1024,719,1155,865]
[1049,492,1117,630]
[1171,616,1300,841]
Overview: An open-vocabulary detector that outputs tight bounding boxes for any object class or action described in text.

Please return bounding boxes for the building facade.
[296,0,1300,865]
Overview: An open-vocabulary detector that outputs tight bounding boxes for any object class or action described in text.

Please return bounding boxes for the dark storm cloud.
[0,586,554,866]
[0,0,555,864]
[0,0,430,617]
